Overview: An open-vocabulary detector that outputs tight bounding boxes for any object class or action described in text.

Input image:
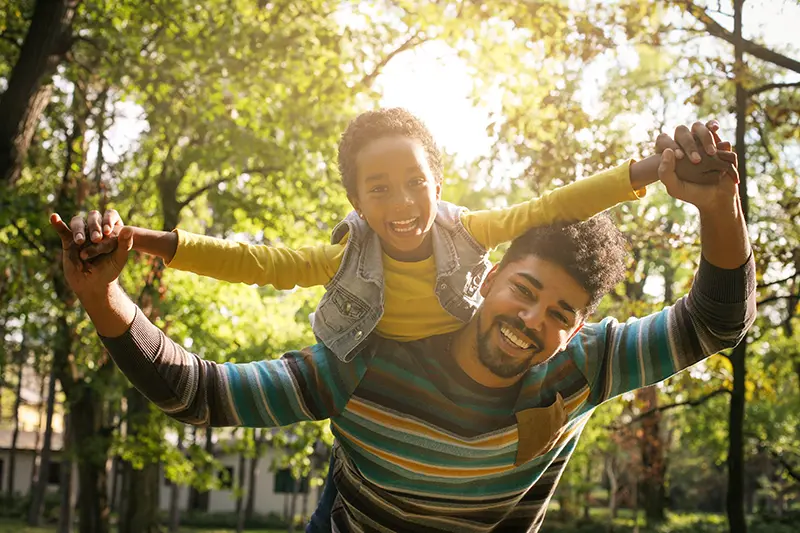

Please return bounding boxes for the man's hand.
[656,122,739,214]
[51,212,134,296]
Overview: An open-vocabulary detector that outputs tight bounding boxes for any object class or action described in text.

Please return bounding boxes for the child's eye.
[409,177,426,187]
[370,186,388,194]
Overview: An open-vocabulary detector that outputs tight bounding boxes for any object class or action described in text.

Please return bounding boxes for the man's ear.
[480,264,500,298]
[435,181,442,201]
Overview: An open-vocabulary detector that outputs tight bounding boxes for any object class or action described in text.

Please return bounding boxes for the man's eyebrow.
[406,165,424,174]
[558,301,576,315]
[518,273,577,315]
[518,273,543,290]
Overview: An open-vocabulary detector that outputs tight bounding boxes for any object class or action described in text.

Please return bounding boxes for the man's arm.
[50,214,366,428]
[578,122,755,405]
[98,302,368,427]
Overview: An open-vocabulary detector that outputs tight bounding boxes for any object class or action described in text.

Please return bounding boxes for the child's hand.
[74,209,125,260]
[655,121,735,185]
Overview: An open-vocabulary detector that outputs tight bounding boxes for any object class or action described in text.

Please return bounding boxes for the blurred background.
[0,1,798,532]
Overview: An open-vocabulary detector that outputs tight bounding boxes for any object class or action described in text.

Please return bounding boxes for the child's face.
[351,136,441,261]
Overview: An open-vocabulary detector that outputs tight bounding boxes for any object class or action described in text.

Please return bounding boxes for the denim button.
[354,331,363,340]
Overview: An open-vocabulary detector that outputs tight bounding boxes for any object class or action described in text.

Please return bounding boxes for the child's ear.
[435,182,442,200]
[479,264,500,298]
[348,195,361,214]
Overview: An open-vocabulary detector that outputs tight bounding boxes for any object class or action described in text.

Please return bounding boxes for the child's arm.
[462,157,657,249]
[157,229,344,289]
[82,224,343,290]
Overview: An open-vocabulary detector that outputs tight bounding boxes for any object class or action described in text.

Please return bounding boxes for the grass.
[0,519,286,533]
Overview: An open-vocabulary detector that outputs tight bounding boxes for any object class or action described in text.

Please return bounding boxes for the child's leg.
[305,453,338,532]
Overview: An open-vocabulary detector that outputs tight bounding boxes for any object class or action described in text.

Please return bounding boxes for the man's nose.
[519,305,545,332]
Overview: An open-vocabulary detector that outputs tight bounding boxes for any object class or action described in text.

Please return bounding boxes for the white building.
[1,428,323,518]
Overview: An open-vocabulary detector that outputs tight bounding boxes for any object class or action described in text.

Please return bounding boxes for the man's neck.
[451,323,527,389]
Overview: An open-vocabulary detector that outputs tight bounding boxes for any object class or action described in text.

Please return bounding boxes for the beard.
[475,312,544,379]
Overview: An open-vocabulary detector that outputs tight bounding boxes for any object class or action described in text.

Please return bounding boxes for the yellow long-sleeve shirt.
[168,162,643,340]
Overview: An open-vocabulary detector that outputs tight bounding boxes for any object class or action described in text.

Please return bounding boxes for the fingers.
[50,214,75,250]
[691,121,717,157]
[658,148,678,185]
[674,125,704,163]
[113,226,135,267]
[87,210,103,243]
[80,238,118,260]
[716,150,740,184]
[654,132,680,155]
[718,141,732,152]
[69,215,87,245]
[102,209,122,236]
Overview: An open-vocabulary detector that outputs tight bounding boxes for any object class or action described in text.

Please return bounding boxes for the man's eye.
[514,284,533,299]
[551,312,569,326]
[370,186,388,194]
[410,178,426,187]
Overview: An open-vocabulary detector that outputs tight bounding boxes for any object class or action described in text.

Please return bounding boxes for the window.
[273,468,309,494]
[47,462,61,485]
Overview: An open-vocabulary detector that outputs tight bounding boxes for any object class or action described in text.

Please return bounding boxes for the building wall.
[0,449,68,496]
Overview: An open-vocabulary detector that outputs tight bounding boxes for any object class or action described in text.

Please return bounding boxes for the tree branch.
[358,32,429,90]
[758,293,800,306]
[757,272,796,289]
[748,81,800,97]
[679,0,800,74]
[177,167,279,210]
[607,388,730,430]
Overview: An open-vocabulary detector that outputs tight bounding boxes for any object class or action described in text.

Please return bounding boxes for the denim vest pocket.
[316,286,369,334]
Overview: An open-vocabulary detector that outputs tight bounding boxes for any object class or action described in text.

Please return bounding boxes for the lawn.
[0,519,285,533]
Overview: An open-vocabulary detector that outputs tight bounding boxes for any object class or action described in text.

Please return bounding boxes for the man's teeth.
[390,218,418,233]
[500,325,532,350]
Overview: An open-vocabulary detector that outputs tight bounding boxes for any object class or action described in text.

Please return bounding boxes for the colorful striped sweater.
[101,255,756,532]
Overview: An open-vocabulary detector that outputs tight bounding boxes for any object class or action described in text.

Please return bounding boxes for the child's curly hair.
[337,108,444,197]
[498,214,630,314]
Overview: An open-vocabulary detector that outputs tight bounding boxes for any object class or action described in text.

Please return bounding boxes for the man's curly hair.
[337,108,444,197]
[498,214,629,314]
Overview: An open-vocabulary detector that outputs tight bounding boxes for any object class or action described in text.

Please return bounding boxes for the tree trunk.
[71,384,111,533]
[582,458,591,520]
[31,366,48,483]
[638,387,666,524]
[235,433,247,533]
[119,390,163,533]
[28,367,59,525]
[194,428,214,512]
[245,429,267,522]
[726,2,749,533]
[0,0,78,186]
[57,413,76,533]
[606,457,618,521]
[7,357,24,496]
[168,428,184,533]
[287,478,300,533]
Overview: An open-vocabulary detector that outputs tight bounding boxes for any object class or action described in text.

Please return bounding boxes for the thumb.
[50,214,74,250]
[113,226,134,265]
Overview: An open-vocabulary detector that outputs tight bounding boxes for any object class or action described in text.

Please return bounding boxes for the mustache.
[496,315,543,351]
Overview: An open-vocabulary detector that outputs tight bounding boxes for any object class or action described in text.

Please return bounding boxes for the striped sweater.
[101,255,756,532]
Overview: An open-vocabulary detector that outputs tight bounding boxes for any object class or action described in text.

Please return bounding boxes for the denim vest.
[311,201,491,362]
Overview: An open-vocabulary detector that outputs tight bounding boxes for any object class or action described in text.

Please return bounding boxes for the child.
[83,108,661,361]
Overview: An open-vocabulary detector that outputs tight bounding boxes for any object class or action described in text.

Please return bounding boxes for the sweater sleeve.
[461,162,644,249]
[577,254,757,406]
[166,229,344,289]
[99,308,370,427]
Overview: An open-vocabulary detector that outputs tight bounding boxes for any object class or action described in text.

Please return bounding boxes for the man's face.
[474,255,591,379]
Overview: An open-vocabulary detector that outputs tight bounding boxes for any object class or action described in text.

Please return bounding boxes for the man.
[53,123,755,532]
